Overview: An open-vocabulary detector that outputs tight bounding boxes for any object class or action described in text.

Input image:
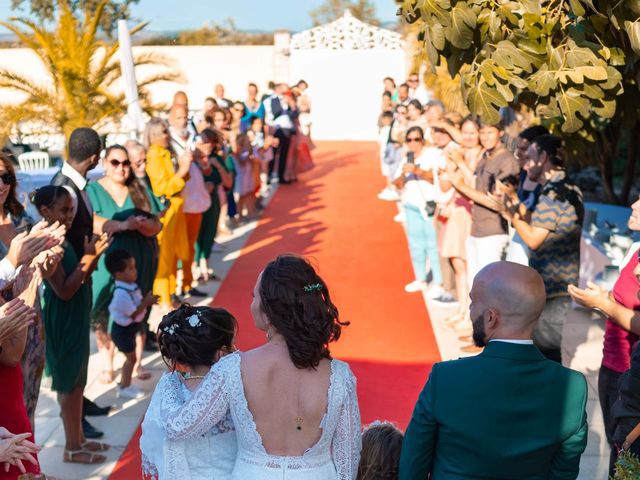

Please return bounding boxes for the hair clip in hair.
[303,283,323,293]
[163,323,178,335]
[187,313,202,328]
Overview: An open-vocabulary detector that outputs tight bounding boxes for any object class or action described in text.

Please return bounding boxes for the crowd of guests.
[377,73,640,478]
[377,74,585,361]
[0,73,637,480]
[0,79,315,477]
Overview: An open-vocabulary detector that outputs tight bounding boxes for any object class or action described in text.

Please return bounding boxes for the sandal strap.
[64,447,101,463]
[81,441,110,451]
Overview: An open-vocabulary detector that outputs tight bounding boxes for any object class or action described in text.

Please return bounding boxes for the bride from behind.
[140,305,238,479]
[160,254,362,479]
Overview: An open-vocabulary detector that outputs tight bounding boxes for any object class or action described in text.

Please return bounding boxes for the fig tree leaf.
[557,88,590,132]
[528,64,556,96]
[593,98,616,118]
[624,20,640,55]
[466,81,507,124]
[447,2,476,49]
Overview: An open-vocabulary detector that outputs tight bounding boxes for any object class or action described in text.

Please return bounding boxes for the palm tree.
[0,0,182,140]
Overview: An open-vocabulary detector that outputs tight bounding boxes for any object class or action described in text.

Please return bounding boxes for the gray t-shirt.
[470,147,519,237]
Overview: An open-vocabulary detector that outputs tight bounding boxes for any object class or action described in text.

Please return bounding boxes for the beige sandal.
[81,441,110,452]
[63,447,106,464]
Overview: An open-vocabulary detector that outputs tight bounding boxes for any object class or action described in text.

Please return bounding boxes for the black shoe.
[279,178,292,185]
[185,288,207,298]
[83,397,111,417]
[82,417,104,439]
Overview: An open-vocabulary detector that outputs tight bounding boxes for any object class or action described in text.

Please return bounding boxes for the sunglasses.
[0,172,15,185]
[109,159,131,168]
[406,137,423,143]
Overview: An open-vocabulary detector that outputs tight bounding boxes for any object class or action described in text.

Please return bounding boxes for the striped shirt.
[529,170,584,298]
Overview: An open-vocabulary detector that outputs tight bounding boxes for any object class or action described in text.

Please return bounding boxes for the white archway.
[289,11,406,141]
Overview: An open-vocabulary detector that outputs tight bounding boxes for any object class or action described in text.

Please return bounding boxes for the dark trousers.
[599,365,623,477]
[269,129,292,182]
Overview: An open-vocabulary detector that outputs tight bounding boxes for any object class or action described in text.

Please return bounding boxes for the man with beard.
[400,261,588,480]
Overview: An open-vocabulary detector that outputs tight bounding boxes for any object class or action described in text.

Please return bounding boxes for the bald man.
[171,91,197,137]
[400,261,588,480]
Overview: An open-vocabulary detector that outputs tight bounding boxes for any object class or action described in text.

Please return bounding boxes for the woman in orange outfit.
[143,118,191,308]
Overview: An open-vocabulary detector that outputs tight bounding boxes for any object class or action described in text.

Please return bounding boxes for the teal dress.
[86,181,161,331]
[195,155,226,262]
[42,242,91,393]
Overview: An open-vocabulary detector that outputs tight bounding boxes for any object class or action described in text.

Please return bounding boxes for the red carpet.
[110,141,441,479]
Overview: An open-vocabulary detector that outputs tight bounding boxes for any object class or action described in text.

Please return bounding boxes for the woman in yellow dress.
[143,118,192,309]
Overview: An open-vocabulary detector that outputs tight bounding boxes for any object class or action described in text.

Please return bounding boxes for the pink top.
[602,247,640,373]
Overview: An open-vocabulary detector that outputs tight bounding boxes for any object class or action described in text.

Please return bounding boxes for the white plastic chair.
[17,151,50,171]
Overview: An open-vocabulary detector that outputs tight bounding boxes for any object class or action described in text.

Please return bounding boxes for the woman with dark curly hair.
[160,254,362,479]
[140,304,237,479]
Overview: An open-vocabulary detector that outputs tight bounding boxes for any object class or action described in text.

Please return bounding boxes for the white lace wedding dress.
[140,371,237,479]
[160,352,362,479]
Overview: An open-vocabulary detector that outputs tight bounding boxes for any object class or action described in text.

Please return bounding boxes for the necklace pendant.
[295,416,303,431]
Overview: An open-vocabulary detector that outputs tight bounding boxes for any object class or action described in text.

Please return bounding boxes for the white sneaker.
[118,385,145,400]
[404,280,427,293]
[426,284,447,300]
[394,211,406,223]
[377,188,400,201]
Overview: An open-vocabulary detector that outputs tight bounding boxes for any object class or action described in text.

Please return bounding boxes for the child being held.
[357,421,404,480]
[105,249,158,399]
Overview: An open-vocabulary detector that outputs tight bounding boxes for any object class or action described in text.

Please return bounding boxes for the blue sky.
[0,0,399,33]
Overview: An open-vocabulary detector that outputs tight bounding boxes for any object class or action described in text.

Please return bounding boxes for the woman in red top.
[569,195,640,476]
[0,296,43,479]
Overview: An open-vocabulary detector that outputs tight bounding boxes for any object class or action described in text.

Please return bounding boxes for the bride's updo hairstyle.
[158,304,237,370]
[259,254,348,369]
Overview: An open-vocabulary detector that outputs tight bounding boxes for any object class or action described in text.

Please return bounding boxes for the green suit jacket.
[399,341,588,480]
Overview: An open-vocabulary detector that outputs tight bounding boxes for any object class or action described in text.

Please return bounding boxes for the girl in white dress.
[140,305,238,479]
[160,254,362,479]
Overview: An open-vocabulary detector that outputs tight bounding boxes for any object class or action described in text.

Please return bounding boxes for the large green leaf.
[493,40,543,73]
[565,43,601,67]
[466,79,508,124]
[569,0,586,17]
[428,16,446,50]
[624,20,640,56]
[528,64,556,96]
[446,2,476,49]
[593,98,616,118]
[419,0,451,23]
[575,65,608,80]
[556,87,591,132]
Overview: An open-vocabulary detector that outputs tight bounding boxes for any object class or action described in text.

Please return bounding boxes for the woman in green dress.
[87,145,162,383]
[194,129,233,281]
[33,185,111,464]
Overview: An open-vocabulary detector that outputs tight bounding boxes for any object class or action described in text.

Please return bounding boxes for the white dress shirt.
[61,162,93,216]
[489,339,535,345]
[109,280,145,327]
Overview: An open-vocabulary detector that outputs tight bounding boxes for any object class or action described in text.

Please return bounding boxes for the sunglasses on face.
[0,172,15,185]
[406,137,423,143]
[109,159,131,168]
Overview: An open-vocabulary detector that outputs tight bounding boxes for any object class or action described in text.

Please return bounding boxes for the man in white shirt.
[214,83,231,109]
[263,83,297,184]
[168,105,208,297]
[407,73,431,105]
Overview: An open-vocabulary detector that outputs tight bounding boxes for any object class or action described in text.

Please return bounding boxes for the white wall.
[0,45,276,108]
[0,44,405,141]
[290,49,405,141]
